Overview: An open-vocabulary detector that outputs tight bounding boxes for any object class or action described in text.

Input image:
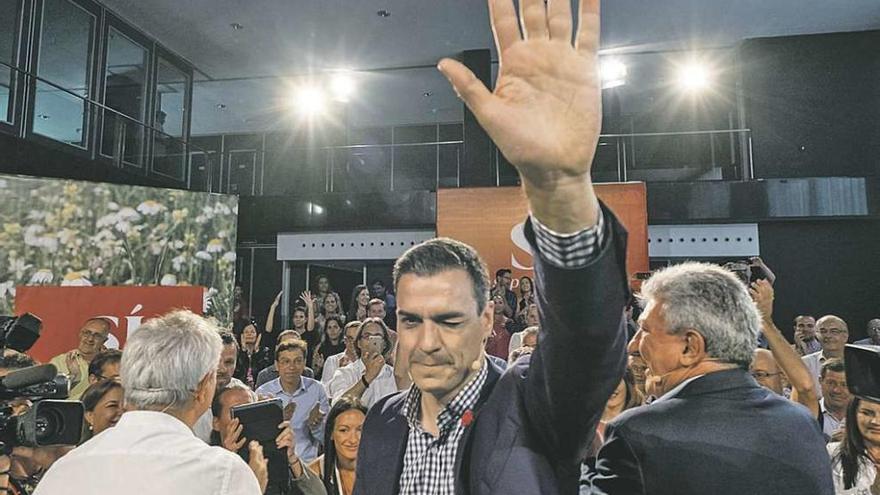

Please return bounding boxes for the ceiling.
[98,0,880,134]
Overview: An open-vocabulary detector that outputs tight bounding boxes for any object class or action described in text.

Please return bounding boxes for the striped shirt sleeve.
[530,209,606,269]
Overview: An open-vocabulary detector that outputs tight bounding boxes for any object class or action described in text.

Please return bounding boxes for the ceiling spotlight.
[230,22,244,30]
[600,58,627,89]
[293,86,326,117]
[677,62,711,91]
[329,72,356,102]
[423,91,433,97]
[216,103,227,110]
[377,9,391,18]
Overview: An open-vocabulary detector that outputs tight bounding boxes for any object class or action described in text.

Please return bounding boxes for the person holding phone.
[327,318,398,409]
[255,340,330,464]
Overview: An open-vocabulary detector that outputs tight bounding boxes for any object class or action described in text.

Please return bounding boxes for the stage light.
[330,72,356,102]
[293,86,326,116]
[600,58,627,89]
[677,62,711,91]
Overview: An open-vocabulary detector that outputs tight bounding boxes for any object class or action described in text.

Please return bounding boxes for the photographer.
[326,318,397,409]
[212,384,326,495]
[0,351,73,494]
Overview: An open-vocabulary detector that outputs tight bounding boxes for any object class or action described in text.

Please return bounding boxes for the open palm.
[439,0,601,185]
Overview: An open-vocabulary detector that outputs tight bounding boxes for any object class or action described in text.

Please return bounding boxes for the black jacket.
[354,204,630,494]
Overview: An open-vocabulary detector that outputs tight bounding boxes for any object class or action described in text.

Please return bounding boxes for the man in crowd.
[327,318,398,408]
[36,310,263,494]
[587,263,833,494]
[855,318,880,345]
[794,315,822,356]
[355,1,629,492]
[87,349,122,384]
[819,358,852,440]
[491,268,516,318]
[50,317,111,400]
[194,331,248,442]
[370,279,397,329]
[321,322,360,388]
[508,303,539,354]
[255,340,329,463]
[212,384,324,495]
[802,315,849,396]
[256,330,314,388]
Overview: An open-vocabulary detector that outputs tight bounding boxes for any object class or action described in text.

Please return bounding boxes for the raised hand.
[283,402,297,422]
[300,290,315,308]
[65,351,81,385]
[749,279,775,323]
[363,351,386,384]
[307,403,325,429]
[438,0,603,232]
[221,417,247,452]
[247,441,268,494]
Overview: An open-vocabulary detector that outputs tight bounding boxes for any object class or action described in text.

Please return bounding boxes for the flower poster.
[0,174,238,325]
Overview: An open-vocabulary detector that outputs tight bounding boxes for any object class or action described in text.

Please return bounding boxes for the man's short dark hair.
[394,237,490,314]
[0,350,36,371]
[292,306,307,317]
[211,382,254,417]
[218,331,240,351]
[275,339,308,361]
[495,268,512,279]
[88,349,122,378]
[821,358,846,380]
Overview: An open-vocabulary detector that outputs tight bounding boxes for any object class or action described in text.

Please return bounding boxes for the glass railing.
[0,61,215,191]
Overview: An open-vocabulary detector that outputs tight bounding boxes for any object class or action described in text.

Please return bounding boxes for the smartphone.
[749,265,768,283]
[231,398,283,444]
[365,335,384,355]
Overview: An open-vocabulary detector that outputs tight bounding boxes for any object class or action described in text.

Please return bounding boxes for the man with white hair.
[35,311,263,495]
[802,314,850,397]
[587,263,833,494]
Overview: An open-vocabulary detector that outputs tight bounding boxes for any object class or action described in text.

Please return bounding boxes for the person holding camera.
[326,318,397,409]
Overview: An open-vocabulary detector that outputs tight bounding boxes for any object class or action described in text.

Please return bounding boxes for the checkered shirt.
[398,361,488,495]
[530,209,606,269]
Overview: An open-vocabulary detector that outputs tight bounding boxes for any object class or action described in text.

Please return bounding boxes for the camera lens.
[34,408,64,443]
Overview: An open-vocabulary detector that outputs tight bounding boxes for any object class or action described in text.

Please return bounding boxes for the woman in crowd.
[516,276,535,322]
[316,292,345,331]
[293,291,320,367]
[82,380,124,438]
[313,315,347,380]
[306,396,367,495]
[346,285,370,323]
[600,368,645,432]
[828,396,880,494]
[234,321,272,389]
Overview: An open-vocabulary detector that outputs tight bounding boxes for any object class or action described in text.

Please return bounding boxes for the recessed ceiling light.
[423,91,432,97]
[230,23,244,30]
[377,9,391,18]
[216,104,227,110]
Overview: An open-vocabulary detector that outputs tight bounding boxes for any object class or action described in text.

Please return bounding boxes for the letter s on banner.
[510,223,534,272]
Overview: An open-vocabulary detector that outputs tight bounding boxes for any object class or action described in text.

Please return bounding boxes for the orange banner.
[15,286,205,363]
[437,183,648,284]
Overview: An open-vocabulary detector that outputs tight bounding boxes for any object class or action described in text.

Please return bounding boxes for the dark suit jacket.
[354,204,630,495]
[588,369,834,495]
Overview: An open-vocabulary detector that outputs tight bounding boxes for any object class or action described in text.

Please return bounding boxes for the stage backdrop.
[437,183,649,283]
[0,173,238,325]
[16,286,204,362]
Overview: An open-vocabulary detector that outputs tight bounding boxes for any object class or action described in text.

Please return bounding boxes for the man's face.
[492,294,505,316]
[216,343,237,389]
[94,361,121,383]
[213,388,253,436]
[856,399,880,446]
[522,332,537,348]
[497,272,512,291]
[371,282,386,299]
[821,370,852,411]
[397,269,492,403]
[292,310,306,330]
[357,322,385,356]
[795,316,817,340]
[867,319,880,342]
[344,326,359,354]
[628,298,690,395]
[276,349,306,387]
[317,277,330,294]
[817,319,848,353]
[526,305,539,327]
[750,350,783,395]
[78,320,109,355]
[368,304,385,320]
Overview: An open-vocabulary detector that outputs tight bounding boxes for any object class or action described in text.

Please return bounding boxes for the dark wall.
[741,30,880,179]
[758,219,880,341]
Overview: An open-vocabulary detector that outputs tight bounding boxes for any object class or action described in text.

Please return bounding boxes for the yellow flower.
[172,208,188,222]
[63,183,78,196]
[3,223,21,236]
[60,203,77,221]
[206,239,224,253]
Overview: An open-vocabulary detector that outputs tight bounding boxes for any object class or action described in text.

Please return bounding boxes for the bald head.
[866,319,880,342]
[816,315,849,355]
[751,349,783,395]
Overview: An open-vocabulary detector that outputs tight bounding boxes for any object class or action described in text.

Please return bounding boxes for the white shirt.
[828,442,876,494]
[321,351,348,387]
[327,358,398,409]
[35,411,261,495]
[802,350,834,398]
[820,398,846,439]
[254,376,329,462]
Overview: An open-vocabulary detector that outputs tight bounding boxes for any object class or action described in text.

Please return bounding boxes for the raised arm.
[300,291,316,333]
[440,0,627,464]
[265,291,282,334]
[750,280,820,418]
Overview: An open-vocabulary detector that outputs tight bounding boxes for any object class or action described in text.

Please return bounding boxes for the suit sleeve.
[521,202,630,465]
[587,423,646,495]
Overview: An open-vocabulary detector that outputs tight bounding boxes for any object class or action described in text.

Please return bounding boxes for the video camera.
[845,344,880,402]
[0,314,83,454]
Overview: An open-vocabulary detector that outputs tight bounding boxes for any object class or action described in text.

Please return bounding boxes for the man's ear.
[195,372,214,407]
[212,415,221,432]
[481,300,495,338]
[680,329,708,367]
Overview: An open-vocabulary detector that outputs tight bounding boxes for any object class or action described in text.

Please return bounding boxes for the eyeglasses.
[359,333,382,340]
[750,371,781,379]
[818,329,847,336]
[80,330,108,341]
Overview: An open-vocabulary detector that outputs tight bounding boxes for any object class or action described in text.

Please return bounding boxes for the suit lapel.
[453,359,504,495]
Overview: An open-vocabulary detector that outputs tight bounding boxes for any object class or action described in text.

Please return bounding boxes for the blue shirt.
[255,376,329,462]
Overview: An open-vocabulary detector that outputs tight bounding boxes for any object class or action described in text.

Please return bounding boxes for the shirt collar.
[116,410,195,436]
[402,359,488,434]
[273,376,307,395]
[651,374,706,404]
